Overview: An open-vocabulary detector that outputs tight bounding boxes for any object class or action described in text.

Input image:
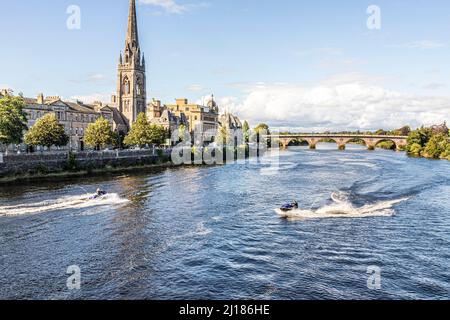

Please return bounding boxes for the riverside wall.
[0,149,172,177]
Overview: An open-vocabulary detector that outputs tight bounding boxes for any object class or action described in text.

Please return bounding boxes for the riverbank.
[0,149,172,184]
[0,161,179,184]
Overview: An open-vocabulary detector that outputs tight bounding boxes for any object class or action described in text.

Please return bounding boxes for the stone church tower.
[116,0,146,126]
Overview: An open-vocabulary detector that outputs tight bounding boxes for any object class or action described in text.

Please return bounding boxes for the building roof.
[219,113,242,130]
[22,95,115,115]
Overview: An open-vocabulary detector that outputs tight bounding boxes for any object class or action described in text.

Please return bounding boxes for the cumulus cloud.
[219,75,450,132]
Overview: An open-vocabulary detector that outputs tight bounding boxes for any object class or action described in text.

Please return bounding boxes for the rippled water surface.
[1,144,450,300]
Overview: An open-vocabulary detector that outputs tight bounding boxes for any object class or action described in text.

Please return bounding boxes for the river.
[1,143,450,300]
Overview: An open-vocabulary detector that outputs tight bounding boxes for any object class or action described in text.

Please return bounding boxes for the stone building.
[2,90,128,151]
[219,112,243,132]
[165,96,219,134]
[147,99,189,133]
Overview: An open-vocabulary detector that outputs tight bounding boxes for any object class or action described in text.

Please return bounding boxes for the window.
[123,77,130,95]
[136,78,143,95]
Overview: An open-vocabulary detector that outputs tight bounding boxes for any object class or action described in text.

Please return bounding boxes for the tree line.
[406,124,450,160]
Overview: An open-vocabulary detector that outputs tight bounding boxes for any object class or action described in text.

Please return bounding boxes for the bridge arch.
[374,139,398,151]
[345,138,367,149]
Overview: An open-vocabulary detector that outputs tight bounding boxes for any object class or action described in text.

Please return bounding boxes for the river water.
[1,143,450,300]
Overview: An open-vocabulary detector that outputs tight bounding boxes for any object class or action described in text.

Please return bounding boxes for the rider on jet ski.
[90,188,107,200]
[280,200,299,212]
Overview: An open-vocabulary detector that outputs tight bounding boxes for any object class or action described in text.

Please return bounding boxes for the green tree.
[375,129,387,136]
[149,124,168,146]
[124,113,152,147]
[112,131,126,149]
[254,123,271,147]
[24,113,69,149]
[408,143,423,156]
[84,117,113,150]
[242,120,250,142]
[216,125,231,146]
[407,127,433,155]
[423,133,449,159]
[254,123,270,135]
[440,143,450,160]
[0,95,28,146]
[393,126,411,136]
[124,113,167,147]
[178,124,187,142]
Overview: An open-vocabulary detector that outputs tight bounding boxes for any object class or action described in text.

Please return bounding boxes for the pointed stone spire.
[119,52,123,65]
[126,0,139,49]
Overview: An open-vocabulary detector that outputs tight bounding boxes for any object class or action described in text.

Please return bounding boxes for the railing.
[271,134,409,139]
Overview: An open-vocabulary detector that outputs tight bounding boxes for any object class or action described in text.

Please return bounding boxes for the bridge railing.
[267,134,408,139]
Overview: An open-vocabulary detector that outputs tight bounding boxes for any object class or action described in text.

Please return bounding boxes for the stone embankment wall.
[0,149,171,177]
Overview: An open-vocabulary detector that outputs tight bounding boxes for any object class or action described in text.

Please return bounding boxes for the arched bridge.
[274,134,408,151]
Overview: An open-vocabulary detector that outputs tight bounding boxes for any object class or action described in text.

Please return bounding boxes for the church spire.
[126,0,139,49]
[117,0,147,127]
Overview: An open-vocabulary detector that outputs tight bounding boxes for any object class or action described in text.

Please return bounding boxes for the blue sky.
[1,0,450,130]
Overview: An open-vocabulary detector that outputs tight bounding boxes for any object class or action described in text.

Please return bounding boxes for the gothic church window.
[123,77,130,95]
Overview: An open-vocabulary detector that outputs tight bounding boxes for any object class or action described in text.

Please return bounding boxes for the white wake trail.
[0,193,129,217]
[276,192,408,220]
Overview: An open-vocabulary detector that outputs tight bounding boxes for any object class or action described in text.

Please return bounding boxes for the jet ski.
[89,189,108,200]
[279,201,299,212]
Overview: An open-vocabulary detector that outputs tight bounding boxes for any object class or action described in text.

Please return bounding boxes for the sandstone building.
[166,96,219,134]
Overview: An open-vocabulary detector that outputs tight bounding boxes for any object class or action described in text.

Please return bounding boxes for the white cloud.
[219,75,450,132]
[186,84,204,92]
[389,40,446,50]
[138,0,209,14]
[422,83,446,90]
[69,93,112,104]
[87,74,106,82]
